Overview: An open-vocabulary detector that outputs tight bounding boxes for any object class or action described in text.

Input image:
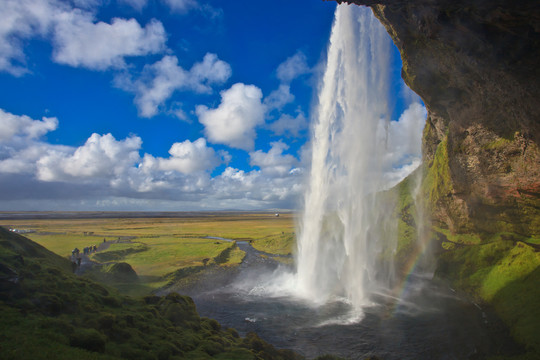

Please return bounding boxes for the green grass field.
[0,213,296,295]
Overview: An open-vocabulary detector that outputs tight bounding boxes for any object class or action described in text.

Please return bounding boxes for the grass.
[436,238,540,353]
[0,226,302,360]
[251,232,295,255]
[0,213,296,296]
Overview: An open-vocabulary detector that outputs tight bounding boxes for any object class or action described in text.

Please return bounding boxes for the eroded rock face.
[338,0,540,236]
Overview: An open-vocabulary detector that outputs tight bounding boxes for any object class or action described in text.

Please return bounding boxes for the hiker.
[77,257,82,267]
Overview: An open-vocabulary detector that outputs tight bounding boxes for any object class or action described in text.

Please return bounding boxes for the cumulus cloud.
[196,83,265,150]
[261,50,312,139]
[276,51,311,83]
[118,0,148,11]
[162,0,197,13]
[52,15,166,70]
[0,0,167,74]
[264,84,294,111]
[0,108,305,210]
[0,0,59,75]
[117,54,231,118]
[211,166,303,207]
[268,110,308,137]
[0,109,58,142]
[249,141,299,176]
[141,138,226,174]
[36,133,142,181]
[380,102,427,186]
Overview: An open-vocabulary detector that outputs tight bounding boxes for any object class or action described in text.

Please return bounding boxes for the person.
[77,257,82,267]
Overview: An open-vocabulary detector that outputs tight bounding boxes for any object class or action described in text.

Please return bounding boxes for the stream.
[169,240,519,359]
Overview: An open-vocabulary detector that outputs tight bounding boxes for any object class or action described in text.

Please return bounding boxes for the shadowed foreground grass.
[0,226,307,360]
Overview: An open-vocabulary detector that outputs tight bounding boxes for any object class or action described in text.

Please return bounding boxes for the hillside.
[0,226,303,360]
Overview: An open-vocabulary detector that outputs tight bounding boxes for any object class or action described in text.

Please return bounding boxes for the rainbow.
[388,230,433,316]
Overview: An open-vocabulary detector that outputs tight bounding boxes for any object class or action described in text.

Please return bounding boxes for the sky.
[0,0,425,211]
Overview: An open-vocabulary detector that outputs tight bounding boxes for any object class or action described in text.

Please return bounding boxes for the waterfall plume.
[295,4,396,310]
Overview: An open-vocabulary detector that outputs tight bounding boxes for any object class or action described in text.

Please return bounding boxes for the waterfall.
[295,5,395,310]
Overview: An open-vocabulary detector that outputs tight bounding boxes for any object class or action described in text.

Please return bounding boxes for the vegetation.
[0,226,303,360]
[250,232,295,256]
[0,214,296,296]
[423,136,452,207]
[436,237,540,354]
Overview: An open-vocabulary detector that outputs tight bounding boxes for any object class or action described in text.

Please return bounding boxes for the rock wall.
[338,0,540,237]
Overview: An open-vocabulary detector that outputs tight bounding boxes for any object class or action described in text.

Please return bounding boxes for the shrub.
[69,328,106,353]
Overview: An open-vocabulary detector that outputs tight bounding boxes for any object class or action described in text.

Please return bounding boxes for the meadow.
[0,212,296,295]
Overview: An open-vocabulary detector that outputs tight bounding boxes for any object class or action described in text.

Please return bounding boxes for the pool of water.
[170,241,519,359]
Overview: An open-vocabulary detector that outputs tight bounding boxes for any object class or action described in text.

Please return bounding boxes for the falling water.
[295,5,396,311]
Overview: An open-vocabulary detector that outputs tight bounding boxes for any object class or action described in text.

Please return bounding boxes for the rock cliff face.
[336,0,540,352]
[338,0,540,237]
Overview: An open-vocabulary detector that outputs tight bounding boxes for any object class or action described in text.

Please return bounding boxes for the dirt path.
[72,240,113,275]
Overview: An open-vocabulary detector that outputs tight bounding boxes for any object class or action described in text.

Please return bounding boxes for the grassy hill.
[0,226,303,360]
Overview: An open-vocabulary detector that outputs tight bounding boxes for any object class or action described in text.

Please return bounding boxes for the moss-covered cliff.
[336,0,540,353]
[339,0,540,236]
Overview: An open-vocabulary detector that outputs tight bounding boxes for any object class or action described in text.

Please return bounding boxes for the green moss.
[492,267,540,353]
[423,136,453,207]
[436,239,540,352]
[434,226,483,245]
[482,137,513,151]
[480,242,539,301]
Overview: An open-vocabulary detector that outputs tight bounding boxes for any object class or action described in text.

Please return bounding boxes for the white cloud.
[276,51,311,83]
[0,108,305,210]
[0,0,167,74]
[36,133,142,181]
[264,84,294,111]
[162,0,197,13]
[386,102,427,163]
[268,110,308,137]
[196,83,265,150]
[0,109,58,142]
[0,0,60,75]
[118,54,231,118]
[380,102,427,186]
[249,141,298,176]
[53,15,166,70]
[189,53,232,91]
[141,138,225,174]
[119,0,148,11]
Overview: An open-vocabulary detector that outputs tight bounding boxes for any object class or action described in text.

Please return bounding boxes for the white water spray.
[295,5,396,310]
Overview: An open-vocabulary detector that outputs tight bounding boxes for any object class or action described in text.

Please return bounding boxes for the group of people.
[70,244,98,272]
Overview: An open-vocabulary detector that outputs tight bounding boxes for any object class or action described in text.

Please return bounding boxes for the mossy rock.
[103,262,138,282]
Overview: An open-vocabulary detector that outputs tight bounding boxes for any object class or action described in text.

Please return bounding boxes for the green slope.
[0,226,301,360]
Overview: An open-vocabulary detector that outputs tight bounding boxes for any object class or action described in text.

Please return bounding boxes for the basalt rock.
[337,0,540,237]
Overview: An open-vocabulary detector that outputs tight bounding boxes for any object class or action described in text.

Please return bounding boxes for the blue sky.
[0,0,425,211]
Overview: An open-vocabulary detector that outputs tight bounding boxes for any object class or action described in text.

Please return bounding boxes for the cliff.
[338,0,540,236]
[336,0,540,353]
